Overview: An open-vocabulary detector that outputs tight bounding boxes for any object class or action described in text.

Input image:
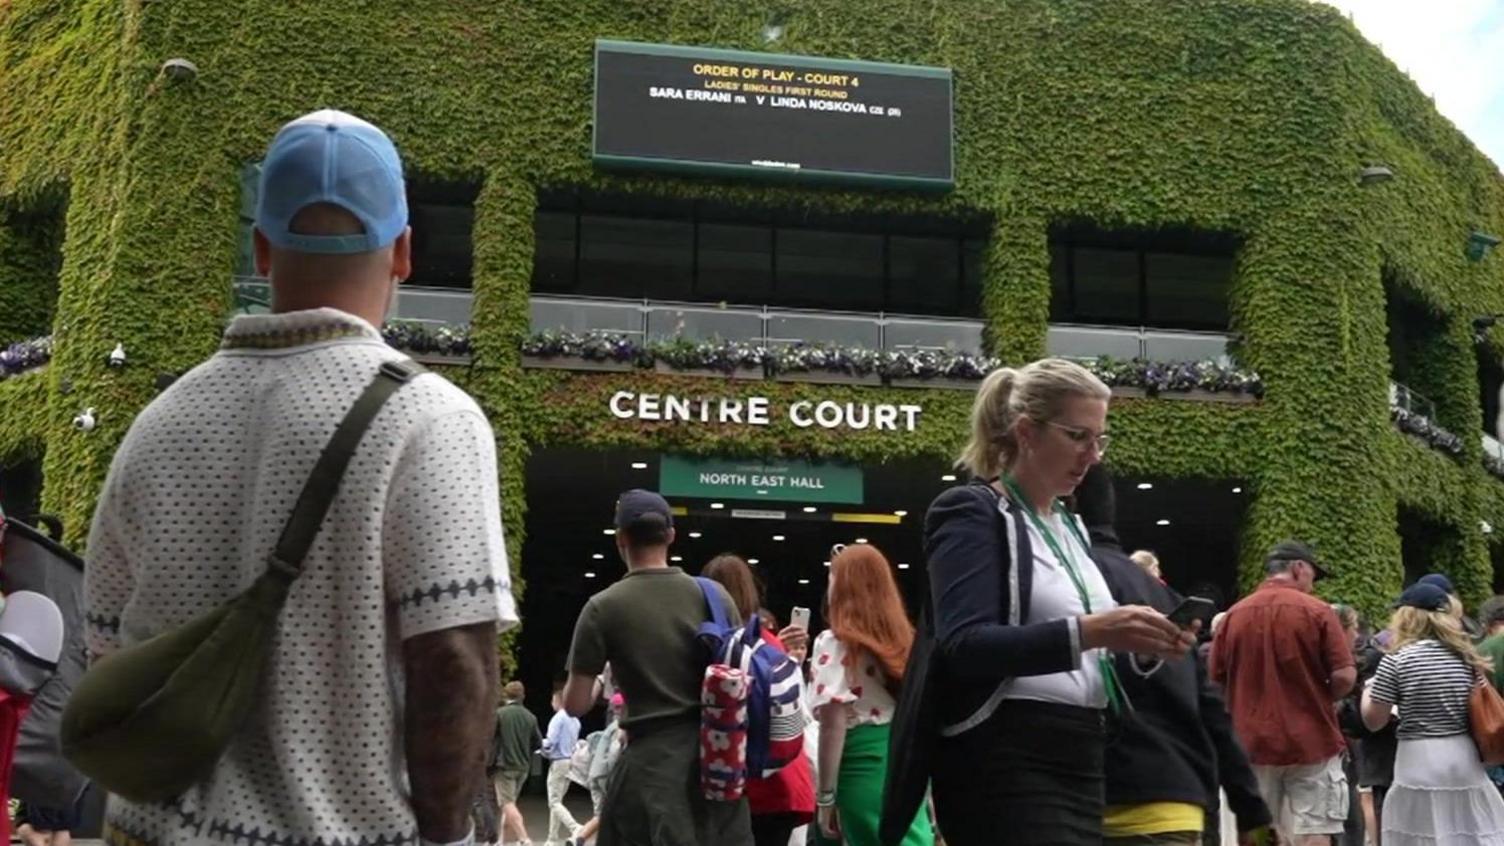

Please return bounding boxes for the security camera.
[72,408,97,432]
[108,343,127,367]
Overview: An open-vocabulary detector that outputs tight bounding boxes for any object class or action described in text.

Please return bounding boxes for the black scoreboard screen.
[593,40,954,190]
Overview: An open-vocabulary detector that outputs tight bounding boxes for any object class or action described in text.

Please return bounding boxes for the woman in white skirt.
[1361,581,1504,846]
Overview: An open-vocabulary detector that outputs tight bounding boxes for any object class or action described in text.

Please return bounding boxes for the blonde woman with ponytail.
[915,359,1197,846]
[1361,582,1504,846]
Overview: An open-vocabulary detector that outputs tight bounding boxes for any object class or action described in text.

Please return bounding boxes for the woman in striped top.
[1361,581,1504,846]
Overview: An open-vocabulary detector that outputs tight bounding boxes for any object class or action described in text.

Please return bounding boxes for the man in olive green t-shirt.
[492,680,540,844]
[562,489,751,846]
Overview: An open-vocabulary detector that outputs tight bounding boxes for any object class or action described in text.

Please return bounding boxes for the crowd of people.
[73,109,1504,846]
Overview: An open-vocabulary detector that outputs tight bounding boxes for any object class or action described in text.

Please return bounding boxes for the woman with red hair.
[811,543,934,846]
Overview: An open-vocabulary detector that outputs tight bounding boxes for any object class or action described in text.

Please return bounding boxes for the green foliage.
[3,0,1504,626]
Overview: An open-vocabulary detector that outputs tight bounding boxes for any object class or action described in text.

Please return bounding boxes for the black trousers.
[752,812,803,846]
[934,699,1107,846]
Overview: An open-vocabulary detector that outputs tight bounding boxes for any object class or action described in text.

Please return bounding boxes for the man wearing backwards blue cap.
[84,110,517,846]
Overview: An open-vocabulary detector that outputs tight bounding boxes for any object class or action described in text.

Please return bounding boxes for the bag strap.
[267,359,426,579]
[695,576,733,630]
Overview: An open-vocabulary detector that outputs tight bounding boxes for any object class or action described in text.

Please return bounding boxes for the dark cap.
[1418,573,1456,595]
[1394,582,1451,612]
[614,489,673,531]
[1266,539,1330,581]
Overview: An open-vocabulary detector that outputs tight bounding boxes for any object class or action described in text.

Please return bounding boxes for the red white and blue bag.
[694,577,808,780]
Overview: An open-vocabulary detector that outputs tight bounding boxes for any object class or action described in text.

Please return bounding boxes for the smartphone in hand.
[1167,596,1217,630]
[790,606,811,630]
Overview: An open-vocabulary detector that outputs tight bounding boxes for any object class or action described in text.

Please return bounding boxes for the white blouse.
[809,630,897,727]
[1000,509,1118,709]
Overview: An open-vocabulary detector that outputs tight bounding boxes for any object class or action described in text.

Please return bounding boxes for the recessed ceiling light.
[710,503,725,510]
[773,535,785,542]
[822,561,831,568]
[803,506,817,513]
[1232,486,1243,494]
[897,563,911,570]
[798,578,811,585]
[670,554,683,562]
[631,461,649,470]
[584,572,597,579]
[894,510,908,517]
[941,474,958,482]
[748,558,760,565]
[592,553,604,560]
[1137,482,1154,491]
[688,531,703,539]
[1156,519,1171,526]
[603,528,615,535]
[856,538,868,544]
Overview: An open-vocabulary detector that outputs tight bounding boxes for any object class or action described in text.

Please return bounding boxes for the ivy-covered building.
[4,0,1504,690]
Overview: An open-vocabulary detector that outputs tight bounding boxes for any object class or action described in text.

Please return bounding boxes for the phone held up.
[1167,596,1217,630]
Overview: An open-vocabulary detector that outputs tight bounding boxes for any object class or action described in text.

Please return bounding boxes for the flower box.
[522,354,638,373]
[888,376,981,391]
[652,361,763,380]
[411,353,474,368]
[773,370,883,387]
[1158,389,1258,404]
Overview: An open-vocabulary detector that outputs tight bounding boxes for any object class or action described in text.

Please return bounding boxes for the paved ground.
[512,783,595,844]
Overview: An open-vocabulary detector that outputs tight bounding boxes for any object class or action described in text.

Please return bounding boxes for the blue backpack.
[694,577,808,777]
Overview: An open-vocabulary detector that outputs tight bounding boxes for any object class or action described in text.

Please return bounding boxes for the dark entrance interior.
[515,448,950,717]
[1398,506,1455,586]
[1109,475,1249,611]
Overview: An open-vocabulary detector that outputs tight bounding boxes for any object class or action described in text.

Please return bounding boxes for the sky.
[1318,0,1504,170]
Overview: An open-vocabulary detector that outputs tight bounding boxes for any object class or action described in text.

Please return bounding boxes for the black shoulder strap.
[267,359,426,578]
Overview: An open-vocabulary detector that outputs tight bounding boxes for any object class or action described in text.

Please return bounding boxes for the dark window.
[1072,247,1141,325]
[532,211,577,294]
[531,193,987,318]
[697,223,773,303]
[408,180,478,290]
[1049,227,1237,330]
[579,215,693,299]
[1145,252,1233,328]
[1386,276,1449,421]
[889,236,960,315]
[961,239,986,319]
[776,229,884,311]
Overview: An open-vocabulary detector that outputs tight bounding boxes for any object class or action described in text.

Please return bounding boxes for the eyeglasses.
[1045,420,1111,455]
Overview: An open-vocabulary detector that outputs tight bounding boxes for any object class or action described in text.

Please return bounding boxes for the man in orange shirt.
[1210,540,1358,846]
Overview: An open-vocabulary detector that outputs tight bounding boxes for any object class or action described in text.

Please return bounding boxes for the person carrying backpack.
[561,490,751,846]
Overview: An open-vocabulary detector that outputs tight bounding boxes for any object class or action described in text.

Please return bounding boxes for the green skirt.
[815,722,933,846]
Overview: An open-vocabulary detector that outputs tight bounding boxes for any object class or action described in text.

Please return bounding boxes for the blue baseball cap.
[254,109,408,254]
[1418,573,1456,595]
[614,489,673,531]
[1395,582,1450,612]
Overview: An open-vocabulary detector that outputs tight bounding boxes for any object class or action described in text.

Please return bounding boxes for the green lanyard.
[1002,478,1125,715]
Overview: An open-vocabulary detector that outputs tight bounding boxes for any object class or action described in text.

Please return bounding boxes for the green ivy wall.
[4,0,1504,622]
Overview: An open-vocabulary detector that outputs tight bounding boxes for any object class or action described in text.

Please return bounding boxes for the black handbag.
[880,578,940,846]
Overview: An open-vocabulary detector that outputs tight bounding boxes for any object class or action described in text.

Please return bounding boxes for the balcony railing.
[1484,433,1504,463]
[1388,380,1438,422]
[231,281,1233,363]
[530,295,986,354]
[1045,323,1231,365]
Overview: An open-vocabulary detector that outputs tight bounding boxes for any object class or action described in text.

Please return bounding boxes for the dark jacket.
[924,481,1082,732]
[1089,528,1272,834]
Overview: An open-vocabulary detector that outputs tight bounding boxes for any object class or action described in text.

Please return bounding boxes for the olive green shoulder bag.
[61,358,425,803]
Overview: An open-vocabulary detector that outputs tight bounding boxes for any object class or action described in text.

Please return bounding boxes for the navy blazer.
[923,481,1084,731]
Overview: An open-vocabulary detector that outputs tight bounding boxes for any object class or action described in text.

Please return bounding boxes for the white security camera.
[72,408,97,432]
[108,343,127,367]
